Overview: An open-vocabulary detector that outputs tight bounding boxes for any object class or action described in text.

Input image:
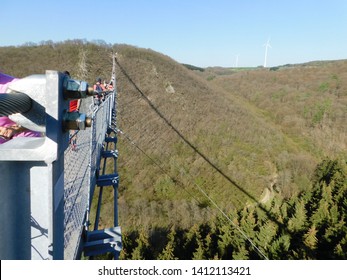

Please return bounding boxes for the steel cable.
[0,92,32,116]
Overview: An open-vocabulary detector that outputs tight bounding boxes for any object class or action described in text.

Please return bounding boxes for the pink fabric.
[0,136,7,144]
[0,116,16,127]
[0,72,42,143]
[0,73,18,134]
[0,128,42,144]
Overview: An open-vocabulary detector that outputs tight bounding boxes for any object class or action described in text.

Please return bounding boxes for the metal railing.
[64,92,116,259]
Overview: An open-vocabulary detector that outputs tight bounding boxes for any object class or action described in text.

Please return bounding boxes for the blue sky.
[1,0,346,67]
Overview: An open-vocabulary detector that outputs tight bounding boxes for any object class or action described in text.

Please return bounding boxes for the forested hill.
[1,41,346,259]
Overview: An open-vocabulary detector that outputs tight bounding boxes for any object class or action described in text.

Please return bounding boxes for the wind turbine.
[263,37,271,67]
[235,54,239,67]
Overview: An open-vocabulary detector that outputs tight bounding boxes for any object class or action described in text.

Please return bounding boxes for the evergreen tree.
[203,229,220,260]
[305,158,347,259]
[256,220,278,251]
[183,224,200,259]
[268,234,291,259]
[192,232,205,260]
[287,199,307,232]
[239,207,257,239]
[334,235,347,259]
[310,195,329,228]
[313,158,345,187]
[303,225,318,249]
[303,225,318,254]
[158,228,178,260]
[217,223,235,259]
[232,244,249,260]
[131,230,150,260]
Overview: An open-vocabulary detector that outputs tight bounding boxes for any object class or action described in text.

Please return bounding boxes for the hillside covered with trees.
[0,41,346,259]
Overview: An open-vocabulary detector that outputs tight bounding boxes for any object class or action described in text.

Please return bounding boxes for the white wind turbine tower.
[263,37,271,67]
[235,54,239,67]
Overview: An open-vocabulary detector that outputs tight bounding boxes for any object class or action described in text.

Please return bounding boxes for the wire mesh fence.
[63,92,115,259]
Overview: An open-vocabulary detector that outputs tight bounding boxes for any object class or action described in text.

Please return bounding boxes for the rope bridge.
[0,55,121,260]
